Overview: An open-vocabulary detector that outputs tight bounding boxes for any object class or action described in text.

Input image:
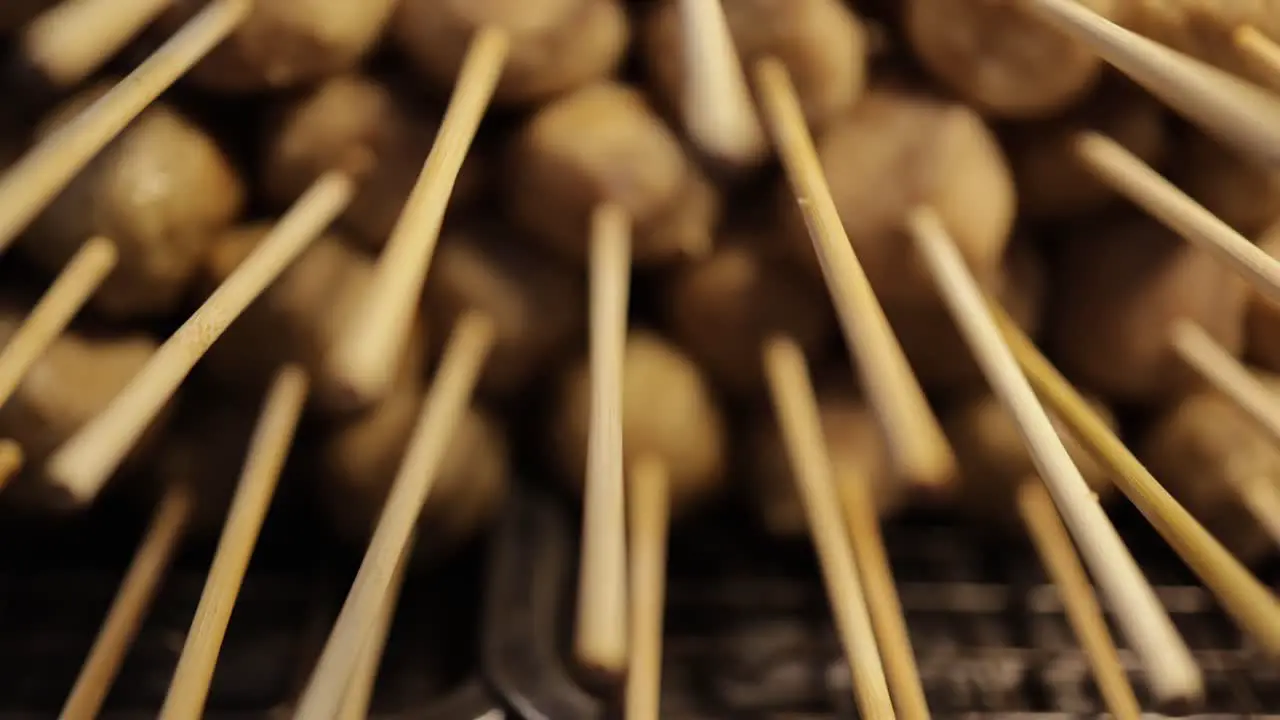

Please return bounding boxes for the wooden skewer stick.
[576,202,632,681]
[46,171,352,506]
[1233,26,1280,91]
[991,304,1280,656]
[907,207,1203,704]
[22,0,174,88]
[292,311,495,719]
[754,57,956,492]
[1018,0,1280,166]
[841,474,930,720]
[59,483,194,720]
[1169,321,1280,549]
[334,540,413,720]
[0,439,23,491]
[764,336,895,720]
[1172,320,1280,445]
[1016,480,1142,720]
[624,455,670,720]
[0,0,251,254]
[675,0,768,168]
[1075,132,1280,305]
[326,28,508,408]
[0,236,116,408]
[158,366,309,720]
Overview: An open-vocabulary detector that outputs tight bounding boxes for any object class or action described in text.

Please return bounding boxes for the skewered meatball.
[393,0,629,106]
[199,224,424,413]
[262,74,485,250]
[1127,0,1280,80]
[424,222,584,399]
[642,0,869,131]
[782,87,1016,305]
[161,0,400,92]
[551,331,726,513]
[943,392,1115,526]
[508,81,721,265]
[1007,81,1169,220]
[1139,378,1280,564]
[904,0,1118,119]
[885,237,1046,395]
[319,368,510,563]
[1171,130,1280,239]
[21,88,244,320]
[0,303,162,512]
[1047,216,1249,405]
[749,394,908,537]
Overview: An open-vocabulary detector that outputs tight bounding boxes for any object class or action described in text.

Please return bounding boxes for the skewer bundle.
[0,0,1275,717]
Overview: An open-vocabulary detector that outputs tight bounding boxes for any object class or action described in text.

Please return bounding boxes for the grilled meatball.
[508,81,720,265]
[1047,215,1249,405]
[161,0,400,92]
[22,88,244,320]
[393,0,629,106]
[1172,130,1280,240]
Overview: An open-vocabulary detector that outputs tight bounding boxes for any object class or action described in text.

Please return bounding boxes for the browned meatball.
[943,392,1115,526]
[0,304,162,512]
[262,75,485,251]
[1127,0,1280,81]
[21,89,244,320]
[551,331,727,514]
[782,88,1016,305]
[508,81,721,265]
[643,0,869,131]
[1139,378,1280,564]
[885,237,1046,394]
[904,0,1118,119]
[749,395,907,537]
[1246,233,1280,370]
[663,236,836,397]
[424,222,584,399]
[1171,131,1280,240]
[199,224,425,413]
[160,0,399,92]
[319,380,510,562]
[393,0,628,106]
[1007,82,1169,220]
[1047,216,1249,405]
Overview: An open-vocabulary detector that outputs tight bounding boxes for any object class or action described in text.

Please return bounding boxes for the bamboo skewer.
[21,0,174,88]
[1172,320,1280,445]
[59,484,194,720]
[841,477,930,720]
[158,367,310,720]
[990,307,1280,655]
[0,0,252,254]
[624,456,670,720]
[0,236,116,408]
[1017,480,1142,720]
[46,171,352,506]
[292,312,495,719]
[907,207,1203,704]
[676,0,768,168]
[1075,133,1280,305]
[764,336,896,720]
[326,28,508,408]
[575,202,633,682]
[334,540,413,720]
[1018,0,1280,166]
[753,57,955,493]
